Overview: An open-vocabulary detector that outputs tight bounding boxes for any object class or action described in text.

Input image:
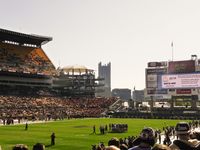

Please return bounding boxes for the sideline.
[0,119,54,126]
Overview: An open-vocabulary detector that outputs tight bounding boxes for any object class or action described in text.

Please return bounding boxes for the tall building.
[97,62,111,97]
[112,88,131,100]
[132,90,144,101]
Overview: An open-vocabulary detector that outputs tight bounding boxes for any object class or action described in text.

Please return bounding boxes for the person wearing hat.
[12,144,29,150]
[128,127,156,150]
[169,122,200,150]
[108,137,120,148]
[105,145,120,150]
[152,144,171,150]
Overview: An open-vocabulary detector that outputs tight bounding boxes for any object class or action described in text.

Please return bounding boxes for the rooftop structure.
[0,28,52,47]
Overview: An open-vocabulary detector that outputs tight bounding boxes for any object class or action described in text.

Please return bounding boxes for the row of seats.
[0,42,55,75]
[0,95,118,120]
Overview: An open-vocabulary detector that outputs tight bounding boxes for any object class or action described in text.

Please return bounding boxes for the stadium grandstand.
[0,28,103,97]
[0,28,56,95]
[53,65,103,97]
[0,28,118,123]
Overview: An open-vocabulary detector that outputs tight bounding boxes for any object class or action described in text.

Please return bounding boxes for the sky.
[1,0,200,90]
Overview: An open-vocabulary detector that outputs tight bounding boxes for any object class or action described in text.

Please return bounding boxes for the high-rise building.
[112,88,131,100]
[97,62,111,97]
[132,90,144,101]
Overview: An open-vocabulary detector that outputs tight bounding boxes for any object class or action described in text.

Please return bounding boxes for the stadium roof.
[0,28,52,47]
[62,65,94,73]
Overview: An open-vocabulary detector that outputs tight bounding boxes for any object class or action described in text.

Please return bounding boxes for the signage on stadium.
[160,73,200,89]
[196,66,200,72]
[147,81,157,88]
[146,68,167,74]
[145,95,171,100]
[168,60,195,73]
[147,89,168,94]
[147,74,157,81]
[148,61,167,67]
[183,111,197,114]
[146,68,167,91]
[176,89,191,94]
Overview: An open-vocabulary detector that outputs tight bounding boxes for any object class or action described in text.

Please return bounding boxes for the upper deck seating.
[0,42,55,75]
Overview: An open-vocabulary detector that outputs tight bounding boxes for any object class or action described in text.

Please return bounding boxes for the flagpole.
[171,42,174,61]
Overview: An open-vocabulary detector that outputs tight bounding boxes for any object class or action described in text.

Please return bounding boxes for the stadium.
[0,28,120,121]
[0,28,200,150]
[114,57,200,120]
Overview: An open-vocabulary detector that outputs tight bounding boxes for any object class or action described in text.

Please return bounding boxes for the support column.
[191,95,198,109]
[128,99,135,109]
[170,96,174,109]
[150,96,154,110]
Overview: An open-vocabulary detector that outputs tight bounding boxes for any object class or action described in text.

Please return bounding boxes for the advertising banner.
[160,73,200,89]
[147,74,157,82]
[168,60,195,73]
[147,81,157,88]
[146,68,167,88]
[148,62,167,67]
[176,89,191,94]
[147,89,168,94]
[146,68,167,74]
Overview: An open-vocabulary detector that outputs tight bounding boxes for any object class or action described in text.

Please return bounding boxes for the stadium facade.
[112,56,200,119]
[0,28,55,95]
[0,28,102,97]
[145,55,200,109]
[53,65,102,97]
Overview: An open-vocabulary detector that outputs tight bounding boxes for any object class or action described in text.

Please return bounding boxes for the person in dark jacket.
[51,132,56,145]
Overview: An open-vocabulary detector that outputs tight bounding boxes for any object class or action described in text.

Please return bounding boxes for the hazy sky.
[1,0,200,90]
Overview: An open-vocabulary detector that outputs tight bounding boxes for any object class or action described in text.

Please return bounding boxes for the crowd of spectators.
[12,143,45,150]
[0,45,55,75]
[0,95,118,124]
[92,121,200,150]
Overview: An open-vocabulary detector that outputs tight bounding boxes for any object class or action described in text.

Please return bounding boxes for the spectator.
[96,143,105,150]
[152,144,171,150]
[108,137,120,148]
[32,143,45,150]
[120,143,128,150]
[128,127,156,150]
[12,144,28,150]
[169,122,200,150]
[105,145,120,150]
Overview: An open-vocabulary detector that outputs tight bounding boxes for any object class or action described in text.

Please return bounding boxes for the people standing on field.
[51,132,56,145]
[25,122,28,130]
[93,125,96,134]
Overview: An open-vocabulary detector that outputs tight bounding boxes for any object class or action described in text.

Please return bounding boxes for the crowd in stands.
[0,95,117,124]
[92,121,200,150]
[0,43,55,75]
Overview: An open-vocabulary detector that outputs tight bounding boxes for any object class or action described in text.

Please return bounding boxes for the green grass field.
[0,118,185,150]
